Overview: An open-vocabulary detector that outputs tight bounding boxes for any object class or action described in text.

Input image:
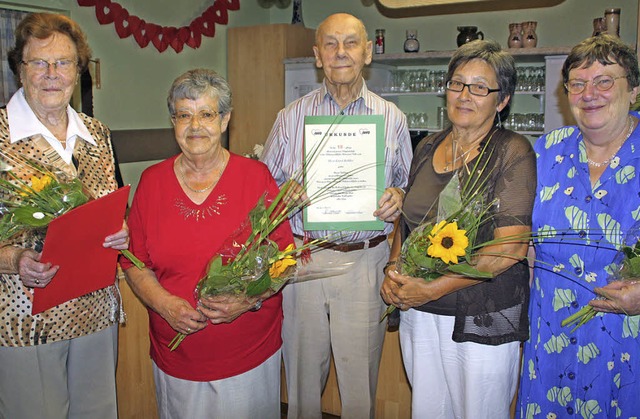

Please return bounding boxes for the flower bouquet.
[561,229,640,332]
[382,151,498,320]
[0,150,143,268]
[168,180,326,351]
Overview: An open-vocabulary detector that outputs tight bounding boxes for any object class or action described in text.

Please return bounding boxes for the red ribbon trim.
[77,0,240,53]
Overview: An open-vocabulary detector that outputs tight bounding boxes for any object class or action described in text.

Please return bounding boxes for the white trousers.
[153,348,281,419]
[283,241,389,419]
[400,309,519,419]
[0,325,118,419]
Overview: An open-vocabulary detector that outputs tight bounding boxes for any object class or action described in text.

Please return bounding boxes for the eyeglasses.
[21,59,78,75]
[565,74,628,94]
[171,110,221,125]
[445,80,501,97]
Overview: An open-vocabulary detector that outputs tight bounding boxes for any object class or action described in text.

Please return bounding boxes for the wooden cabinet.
[227,24,316,155]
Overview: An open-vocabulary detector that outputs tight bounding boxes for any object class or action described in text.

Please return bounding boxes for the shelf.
[379,90,544,97]
[380,91,444,97]
[408,128,543,135]
[371,47,572,66]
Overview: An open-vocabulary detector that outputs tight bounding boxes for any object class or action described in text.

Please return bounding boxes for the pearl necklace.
[586,116,635,168]
[177,153,227,193]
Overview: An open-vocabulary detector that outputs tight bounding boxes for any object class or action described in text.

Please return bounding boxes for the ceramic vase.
[522,21,538,48]
[507,23,523,48]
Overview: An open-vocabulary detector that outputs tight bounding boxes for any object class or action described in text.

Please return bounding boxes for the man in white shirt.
[261,13,412,419]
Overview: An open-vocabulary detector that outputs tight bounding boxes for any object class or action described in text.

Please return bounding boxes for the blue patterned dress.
[518,112,640,419]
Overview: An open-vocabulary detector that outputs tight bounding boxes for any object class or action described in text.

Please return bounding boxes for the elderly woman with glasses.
[121,68,292,419]
[381,39,535,418]
[518,35,640,417]
[0,13,129,418]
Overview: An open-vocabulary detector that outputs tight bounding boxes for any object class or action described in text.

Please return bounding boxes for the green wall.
[2,0,637,131]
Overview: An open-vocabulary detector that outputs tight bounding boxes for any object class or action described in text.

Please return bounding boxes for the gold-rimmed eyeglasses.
[565,74,628,95]
[171,110,221,126]
[21,59,78,75]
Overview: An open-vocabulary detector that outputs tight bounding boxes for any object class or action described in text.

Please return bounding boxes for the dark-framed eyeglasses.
[564,74,628,94]
[445,80,501,97]
[171,110,221,126]
[21,59,78,75]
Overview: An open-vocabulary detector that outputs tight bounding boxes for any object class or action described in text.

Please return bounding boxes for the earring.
[496,110,502,128]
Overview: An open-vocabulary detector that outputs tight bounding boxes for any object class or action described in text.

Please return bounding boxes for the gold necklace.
[443,131,485,172]
[443,128,498,174]
[177,152,227,193]
[443,143,473,172]
[586,116,635,168]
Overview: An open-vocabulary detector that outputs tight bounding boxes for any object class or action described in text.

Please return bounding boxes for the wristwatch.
[249,299,263,312]
[383,260,397,275]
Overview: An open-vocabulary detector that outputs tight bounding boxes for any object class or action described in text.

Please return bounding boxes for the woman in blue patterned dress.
[518,35,640,418]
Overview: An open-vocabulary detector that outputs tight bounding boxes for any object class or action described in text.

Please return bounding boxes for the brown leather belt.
[294,234,387,253]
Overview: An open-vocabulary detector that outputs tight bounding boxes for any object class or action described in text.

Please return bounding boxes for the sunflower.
[427,220,469,264]
[269,244,297,278]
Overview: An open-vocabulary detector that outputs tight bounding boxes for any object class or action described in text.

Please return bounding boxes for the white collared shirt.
[6,88,97,164]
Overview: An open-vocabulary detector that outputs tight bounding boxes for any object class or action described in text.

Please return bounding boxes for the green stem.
[121,249,145,270]
[168,333,186,351]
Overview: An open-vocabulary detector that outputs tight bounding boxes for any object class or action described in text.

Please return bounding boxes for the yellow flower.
[30,175,52,193]
[427,220,469,264]
[269,244,297,278]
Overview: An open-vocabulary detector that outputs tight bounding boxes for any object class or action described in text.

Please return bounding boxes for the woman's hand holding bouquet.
[562,236,640,331]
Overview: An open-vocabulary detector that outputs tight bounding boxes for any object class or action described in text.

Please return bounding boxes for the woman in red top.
[121,69,292,419]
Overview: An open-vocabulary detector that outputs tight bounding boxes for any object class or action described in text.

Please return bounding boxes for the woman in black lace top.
[380,40,535,418]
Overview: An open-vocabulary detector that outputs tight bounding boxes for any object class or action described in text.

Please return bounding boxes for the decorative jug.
[507,23,522,48]
[592,17,606,37]
[404,29,420,53]
[456,26,483,47]
[522,21,538,48]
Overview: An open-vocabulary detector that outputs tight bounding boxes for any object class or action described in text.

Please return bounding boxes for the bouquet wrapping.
[0,150,143,268]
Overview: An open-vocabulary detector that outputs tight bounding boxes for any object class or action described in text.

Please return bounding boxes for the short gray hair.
[167,69,232,116]
[447,39,517,122]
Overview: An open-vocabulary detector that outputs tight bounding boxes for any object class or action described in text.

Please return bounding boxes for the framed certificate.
[303,114,385,231]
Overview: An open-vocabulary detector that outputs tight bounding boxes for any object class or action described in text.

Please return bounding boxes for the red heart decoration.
[126,15,142,34]
[149,24,169,53]
[132,19,150,48]
[210,1,229,25]
[186,21,202,49]
[82,0,241,52]
[170,27,190,53]
[200,8,216,37]
[225,0,240,11]
[95,0,118,25]
[163,27,182,53]
[177,27,190,43]
[113,7,131,38]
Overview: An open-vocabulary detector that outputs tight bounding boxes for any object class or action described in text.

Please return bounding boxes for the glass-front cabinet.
[284,47,574,144]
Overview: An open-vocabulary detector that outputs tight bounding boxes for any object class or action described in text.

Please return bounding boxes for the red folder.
[32,185,131,314]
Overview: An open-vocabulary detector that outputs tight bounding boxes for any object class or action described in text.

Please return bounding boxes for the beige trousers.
[283,241,389,419]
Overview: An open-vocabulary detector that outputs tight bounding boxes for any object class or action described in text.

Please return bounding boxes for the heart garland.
[77,0,240,53]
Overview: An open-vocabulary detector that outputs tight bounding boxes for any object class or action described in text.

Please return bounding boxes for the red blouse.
[121,153,293,381]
